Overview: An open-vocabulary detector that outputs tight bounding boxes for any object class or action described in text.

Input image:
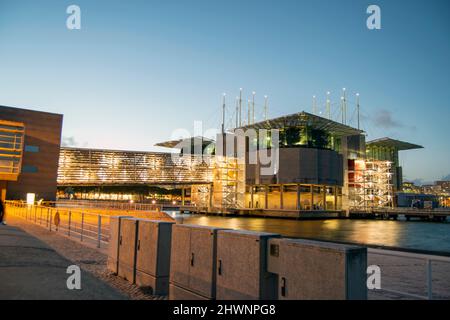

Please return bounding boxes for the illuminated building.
[0,105,63,201]
[365,138,423,191]
[0,119,25,200]
[57,146,214,202]
[2,104,425,213]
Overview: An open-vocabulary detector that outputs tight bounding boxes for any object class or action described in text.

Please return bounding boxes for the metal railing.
[350,207,450,214]
[5,201,450,300]
[5,201,110,249]
[48,199,163,212]
[368,248,450,300]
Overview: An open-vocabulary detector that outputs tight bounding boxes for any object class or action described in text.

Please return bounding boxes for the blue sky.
[0,0,449,183]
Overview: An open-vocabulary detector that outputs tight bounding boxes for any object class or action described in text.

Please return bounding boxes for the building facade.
[54,111,424,212]
[0,105,63,201]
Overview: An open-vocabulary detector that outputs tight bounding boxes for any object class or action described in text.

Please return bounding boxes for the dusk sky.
[0,0,449,183]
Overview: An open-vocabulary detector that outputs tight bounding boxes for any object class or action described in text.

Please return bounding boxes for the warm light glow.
[26,193,36,205]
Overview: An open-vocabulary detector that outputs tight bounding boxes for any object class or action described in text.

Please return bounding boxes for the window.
[22,165,38,173]
[25,145,40,153]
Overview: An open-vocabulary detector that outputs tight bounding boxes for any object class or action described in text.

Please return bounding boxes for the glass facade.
[245,184,342,211]
[0,120,25,180]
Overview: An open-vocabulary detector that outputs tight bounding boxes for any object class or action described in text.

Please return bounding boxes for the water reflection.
[180,214,450,254]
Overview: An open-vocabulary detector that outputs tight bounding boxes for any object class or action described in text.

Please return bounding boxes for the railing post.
[68,211,72,237]
[427,259,433,300]
[97,215,102,248]
[46,208,50,227]
[80,212,84,242]
[34,205,37,223]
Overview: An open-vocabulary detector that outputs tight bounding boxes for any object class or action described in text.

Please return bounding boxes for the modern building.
[55,111,423,214]
[224,111,364,212]
[57,146,214,202]
[365,138,423,191]
[0,105,63,201]
[0,119,25,200]
[2,104,423,213]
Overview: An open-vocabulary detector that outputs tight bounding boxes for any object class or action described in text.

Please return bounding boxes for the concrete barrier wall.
[108,220,368,300]
[135,219,174,295]
[215,230,280,300]
[107,216,132,274]
[268,238,367,300]
[118,218,139,283]
[170,224,227,300]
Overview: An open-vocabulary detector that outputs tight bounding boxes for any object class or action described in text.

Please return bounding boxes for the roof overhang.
[366,137,423,151]
[235,111,364,137]
[155,136,215,149]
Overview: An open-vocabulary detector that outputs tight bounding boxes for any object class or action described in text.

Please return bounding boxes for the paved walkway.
[0,224,127,300]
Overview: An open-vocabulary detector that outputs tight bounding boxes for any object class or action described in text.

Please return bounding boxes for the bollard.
[267,238,367,300]
[169,224,228,300]
[215,230,280,300]
[135,219,174,295]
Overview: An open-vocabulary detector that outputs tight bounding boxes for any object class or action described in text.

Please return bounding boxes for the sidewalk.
[0,224,127,300]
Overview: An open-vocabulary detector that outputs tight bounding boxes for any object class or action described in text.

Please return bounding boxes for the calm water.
[167,212,450,254]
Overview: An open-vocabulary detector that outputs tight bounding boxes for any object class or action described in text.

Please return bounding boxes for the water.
[166,211,450,254]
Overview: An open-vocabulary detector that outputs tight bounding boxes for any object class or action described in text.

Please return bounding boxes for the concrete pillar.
[208,184,213,210]
[135,219,174,295]
[117,218,139,283]
[170,225,227,300]
[216,230,280,300]
[250,186,254,208]
[267,238,367,300]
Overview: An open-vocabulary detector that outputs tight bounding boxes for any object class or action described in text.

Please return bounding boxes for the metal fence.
[368,248,450,300]
[48,199,163,212]
[5,201,110,249]
[5,201,450,300]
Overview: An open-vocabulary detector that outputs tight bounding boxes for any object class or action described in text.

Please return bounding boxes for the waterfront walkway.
[0,224,126,300]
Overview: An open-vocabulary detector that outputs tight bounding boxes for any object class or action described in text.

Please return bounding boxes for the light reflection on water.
[165,211,450,254]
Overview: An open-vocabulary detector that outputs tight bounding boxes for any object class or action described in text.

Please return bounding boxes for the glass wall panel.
[299,185,312,210]
[283,185,298,210]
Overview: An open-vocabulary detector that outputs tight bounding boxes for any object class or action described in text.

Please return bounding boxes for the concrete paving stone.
[0,224,126,300]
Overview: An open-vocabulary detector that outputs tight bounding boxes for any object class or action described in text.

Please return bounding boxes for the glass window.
[25,145,40,153]
[22,165,38,173]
